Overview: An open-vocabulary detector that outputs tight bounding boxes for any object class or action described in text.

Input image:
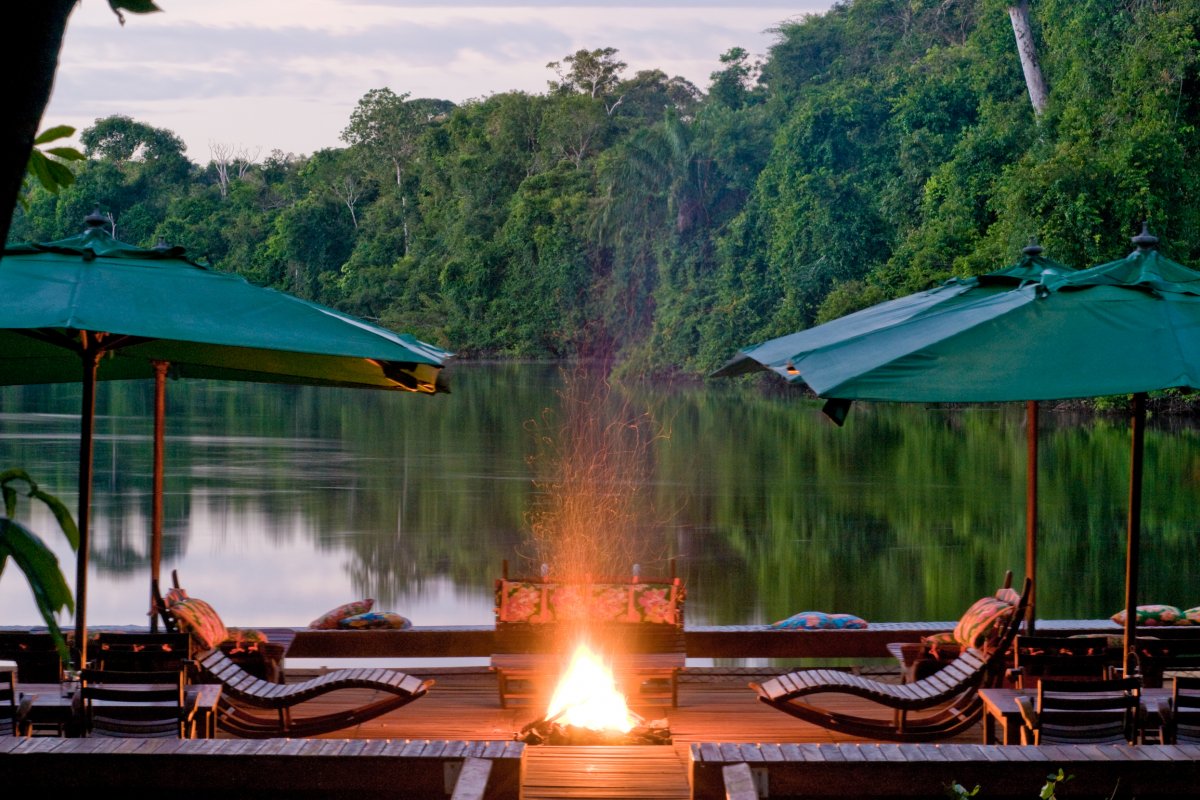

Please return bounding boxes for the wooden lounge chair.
[153,573,434,738]
[193,647,433,738]
[749,577,1031,742]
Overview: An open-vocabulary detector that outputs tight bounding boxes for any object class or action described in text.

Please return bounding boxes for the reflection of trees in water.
[3,372,1199,625]
[643,386,1200,625]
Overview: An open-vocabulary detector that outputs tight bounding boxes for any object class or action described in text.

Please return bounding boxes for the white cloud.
[44,1,833,158]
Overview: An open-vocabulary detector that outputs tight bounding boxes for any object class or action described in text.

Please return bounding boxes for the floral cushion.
[222,627,270,654]
[495,581,682,624]
[1110,604,1183,626]
[169,596,228,650]
[952,597,1016,650]
[1184,607,1200,625]
[922,631,957,647]
[308,599,374,630]
[918,632,962,661]
[338,611,412,630]
[770,611,868,630]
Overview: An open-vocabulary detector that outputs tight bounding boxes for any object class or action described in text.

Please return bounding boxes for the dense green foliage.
[10,0,1200,375]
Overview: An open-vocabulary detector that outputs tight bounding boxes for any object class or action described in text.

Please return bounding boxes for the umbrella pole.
[73,346,100,669]
[1123,392,1147,677]
[150,361,168,632]
[1025,400,1038,635]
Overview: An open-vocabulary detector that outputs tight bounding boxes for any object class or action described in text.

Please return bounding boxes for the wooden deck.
[8,620,1194,798]
[261,665,990,799]
[248,664,1200,799]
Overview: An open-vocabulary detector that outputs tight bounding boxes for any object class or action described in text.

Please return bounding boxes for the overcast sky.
[42,1,835,161]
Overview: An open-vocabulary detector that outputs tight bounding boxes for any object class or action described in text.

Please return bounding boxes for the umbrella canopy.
[713,243,1075,398]
[1,215,452,665]
[716,229,1193,673]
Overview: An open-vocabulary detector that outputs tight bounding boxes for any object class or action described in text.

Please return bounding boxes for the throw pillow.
[1110,604,1182,626]
[337,611,412,630]
[952,597,1015,650]
[223,627,270,654]
[1184,606,1200,625]
[922,631,957,647]
[308,598,374,630]
[169,596,229,650]
[770,611,868,630]
[771,611,830,629]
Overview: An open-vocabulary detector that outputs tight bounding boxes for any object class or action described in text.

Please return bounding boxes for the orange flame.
[545,642,637,732]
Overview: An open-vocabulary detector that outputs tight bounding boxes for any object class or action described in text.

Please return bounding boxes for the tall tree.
[341,89,454,254]
[1008,1,1049,114]
[547,47,628,114]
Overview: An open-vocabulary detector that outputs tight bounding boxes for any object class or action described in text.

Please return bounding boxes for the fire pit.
[518,713,671,746]
[514,640,673,746]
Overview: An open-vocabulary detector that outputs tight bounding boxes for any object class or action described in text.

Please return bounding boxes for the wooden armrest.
[1015,695,1038,731]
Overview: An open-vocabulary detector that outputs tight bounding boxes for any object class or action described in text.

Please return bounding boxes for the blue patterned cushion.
[337,611,412,630]
[771,611,867,630]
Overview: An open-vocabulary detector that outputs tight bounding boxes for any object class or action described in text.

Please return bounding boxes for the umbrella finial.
[1022,237,1043,257]
[1132,221,1158,251]
[83,208,107,230]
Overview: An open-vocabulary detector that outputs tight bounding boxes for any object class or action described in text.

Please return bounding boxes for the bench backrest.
[495,578,685,626]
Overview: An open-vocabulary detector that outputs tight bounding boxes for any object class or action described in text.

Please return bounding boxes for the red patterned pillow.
[169,596,229,650]
[952,597,1015,650]
[308,598,374,629]
[1110,604,1182,626]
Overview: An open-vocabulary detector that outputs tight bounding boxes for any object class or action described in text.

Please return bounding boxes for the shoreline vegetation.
[8,1,1200,399]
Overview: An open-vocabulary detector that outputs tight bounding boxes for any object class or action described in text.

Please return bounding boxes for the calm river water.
[1,362,1198,654]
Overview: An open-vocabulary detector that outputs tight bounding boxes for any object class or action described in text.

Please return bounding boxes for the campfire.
[517,641,671,746]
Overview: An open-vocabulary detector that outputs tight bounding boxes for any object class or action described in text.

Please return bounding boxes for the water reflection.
[0,365,1197,633]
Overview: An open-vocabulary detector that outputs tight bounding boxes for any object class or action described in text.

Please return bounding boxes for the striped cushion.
[170,597,228,650]
[952,597,1015,650]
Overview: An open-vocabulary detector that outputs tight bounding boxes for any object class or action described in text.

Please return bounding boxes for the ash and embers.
[517,711,672,746]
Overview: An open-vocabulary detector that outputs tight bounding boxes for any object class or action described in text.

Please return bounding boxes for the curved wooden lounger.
[749,577,1031,743]
[196,648,434,738]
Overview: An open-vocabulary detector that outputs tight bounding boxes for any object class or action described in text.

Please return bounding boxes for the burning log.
[517,712,672,746]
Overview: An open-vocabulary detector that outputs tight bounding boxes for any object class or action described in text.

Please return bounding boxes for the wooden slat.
[451,756,493,800]
[722,762,757,800]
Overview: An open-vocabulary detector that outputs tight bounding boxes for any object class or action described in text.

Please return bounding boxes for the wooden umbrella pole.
[1025,399,1038,635]
[1123,392,1147,677]
[150,360,168,632]
[73,343,100,669]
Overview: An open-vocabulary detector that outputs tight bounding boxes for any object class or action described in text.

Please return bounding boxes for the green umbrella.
[715,243,1072,635]
[1,213,452,665]
[716,228,1197,673]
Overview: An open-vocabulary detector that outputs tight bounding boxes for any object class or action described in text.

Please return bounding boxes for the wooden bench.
[489,563,685,709]
[0,736,525,800]
[690,741,1200,800]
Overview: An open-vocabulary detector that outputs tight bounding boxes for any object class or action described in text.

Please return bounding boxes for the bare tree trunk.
[1,0,78,249]
[1008,1,1049,115]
